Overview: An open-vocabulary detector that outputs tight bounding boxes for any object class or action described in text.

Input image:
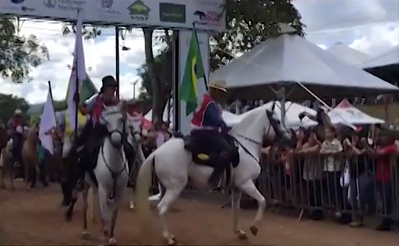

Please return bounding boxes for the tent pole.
[172,31,180,132]
[276,87,286,127]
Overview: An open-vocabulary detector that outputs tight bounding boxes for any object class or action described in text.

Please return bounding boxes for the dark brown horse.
[0,127,11,188]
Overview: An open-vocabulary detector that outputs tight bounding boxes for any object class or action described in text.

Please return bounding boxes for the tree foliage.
[210,0,305,70]
[0,18,49,83]
[0,94,30,124]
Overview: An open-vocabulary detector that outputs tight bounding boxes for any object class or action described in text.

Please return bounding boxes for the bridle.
[232,101,284,163]
[99,109,128,199]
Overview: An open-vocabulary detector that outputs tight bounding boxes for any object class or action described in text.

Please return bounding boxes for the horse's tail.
[135,150,156,232]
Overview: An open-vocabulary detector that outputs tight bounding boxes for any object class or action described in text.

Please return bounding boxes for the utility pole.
[131,79,138,99]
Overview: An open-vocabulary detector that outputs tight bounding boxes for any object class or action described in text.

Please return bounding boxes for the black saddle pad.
[183,133,240,168]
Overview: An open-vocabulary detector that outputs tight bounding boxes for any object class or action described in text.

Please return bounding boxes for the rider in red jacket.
[190,79,233,187]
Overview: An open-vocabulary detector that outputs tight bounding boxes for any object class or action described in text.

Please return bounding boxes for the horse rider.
[191,79,235,187]
[7,109,25,175]
[70,75,132,190]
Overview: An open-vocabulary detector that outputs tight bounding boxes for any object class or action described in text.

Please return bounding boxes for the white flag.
[67,11,87,132]
[39,86,57,154]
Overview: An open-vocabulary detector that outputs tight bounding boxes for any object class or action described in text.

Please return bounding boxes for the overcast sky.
[1,0,398,104]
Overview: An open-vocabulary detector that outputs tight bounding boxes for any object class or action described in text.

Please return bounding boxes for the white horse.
[135,105,292,245]
[80,102,129,244]
[125,113,145,210]
[125,113,163,210]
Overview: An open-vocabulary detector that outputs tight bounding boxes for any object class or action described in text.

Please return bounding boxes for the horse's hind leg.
[157,186,184,245]
[238,180,266,236]
[231,187,247,240]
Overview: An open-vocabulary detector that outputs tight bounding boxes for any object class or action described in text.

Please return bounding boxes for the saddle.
[177,131,240,186]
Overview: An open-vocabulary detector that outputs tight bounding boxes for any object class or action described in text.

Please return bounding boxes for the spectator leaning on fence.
[298,129,323,220]
[343,132,374,228]
[364,134,396,231]
[320,126,345,217]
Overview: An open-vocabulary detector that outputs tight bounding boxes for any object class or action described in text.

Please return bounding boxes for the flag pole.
[47,81,54,102]
[74,11,80,140]
[47,80,56,124]
[192,23,208,90]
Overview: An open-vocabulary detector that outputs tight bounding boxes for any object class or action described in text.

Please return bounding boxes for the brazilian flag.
[180,29,206,116]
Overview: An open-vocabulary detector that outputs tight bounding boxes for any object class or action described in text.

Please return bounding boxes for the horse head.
[126,112,143,145]
[265,103,293,145]
[100,101,126,149]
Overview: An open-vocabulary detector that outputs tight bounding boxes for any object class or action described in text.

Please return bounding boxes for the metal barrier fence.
[258,151,399,227]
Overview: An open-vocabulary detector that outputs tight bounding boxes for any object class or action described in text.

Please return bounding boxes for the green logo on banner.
[128,0,151,21]
[159,2,186,23]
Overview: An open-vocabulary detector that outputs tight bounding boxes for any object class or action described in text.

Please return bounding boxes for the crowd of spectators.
[260,124,398,231]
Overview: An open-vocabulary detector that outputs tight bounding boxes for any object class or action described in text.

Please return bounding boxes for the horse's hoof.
[108,238,117,244]
[237,230,247,241]
[129,202,135,210]
[81,231,90,240]
[163,235,176,246]
[250,225,258,236]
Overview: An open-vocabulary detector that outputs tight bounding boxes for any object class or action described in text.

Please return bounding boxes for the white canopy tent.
[211,25,398,100]
[326,42,371,65]
[328,99,385,125]
[238,101,317,129]
[359,45,399,69]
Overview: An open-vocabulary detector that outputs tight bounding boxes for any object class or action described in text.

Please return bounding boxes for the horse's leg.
[129,187,135,210]
[0,155,6,189]
[109,191,124,245]
[238,179,266,236]
[81,185,90,239]
[98,185,111,241]
[231,187,247,240]
[157,186,184,245]
[90,187,100,224]
[9,160,15,190]
[66,188,78,221]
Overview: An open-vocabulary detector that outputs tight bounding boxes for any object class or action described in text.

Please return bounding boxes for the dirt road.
[0,183,397,245]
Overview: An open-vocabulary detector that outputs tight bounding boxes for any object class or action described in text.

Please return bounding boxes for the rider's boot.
[208,152,230,187]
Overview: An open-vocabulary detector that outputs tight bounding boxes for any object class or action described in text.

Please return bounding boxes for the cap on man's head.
[208,79,227,92]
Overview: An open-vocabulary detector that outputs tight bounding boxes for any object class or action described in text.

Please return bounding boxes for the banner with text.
[1,0,225,31]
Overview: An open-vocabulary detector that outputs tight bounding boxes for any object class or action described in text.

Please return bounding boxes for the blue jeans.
[11,134,23,162]
[349,172,374,214]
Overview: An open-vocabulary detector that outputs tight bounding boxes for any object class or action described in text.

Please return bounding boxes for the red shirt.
[375,145,396,182]
[92,95,119,123]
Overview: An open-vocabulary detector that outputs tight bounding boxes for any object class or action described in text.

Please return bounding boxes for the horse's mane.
[26,126,39,141]
[233,105,269,139]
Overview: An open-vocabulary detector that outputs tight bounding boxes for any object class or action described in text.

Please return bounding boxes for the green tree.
[0,94,30,124]
[0,18,49,83]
